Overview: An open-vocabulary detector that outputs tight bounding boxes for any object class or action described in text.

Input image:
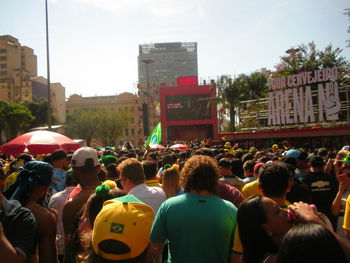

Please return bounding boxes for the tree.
[214,75,250,132]
[345,8,350,48]
[65,108,102,146]
[95,110,131,146]
[22,98,58,129]
[0,102,35,141]
[274,42,350,85]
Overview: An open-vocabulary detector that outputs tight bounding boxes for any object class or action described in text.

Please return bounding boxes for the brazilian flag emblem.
[110,223,125,234]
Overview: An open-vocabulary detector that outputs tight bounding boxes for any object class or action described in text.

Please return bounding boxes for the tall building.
[137,42,198,136]
[66,93,141,146]
[0,35,37,80]
[0,35,65,124]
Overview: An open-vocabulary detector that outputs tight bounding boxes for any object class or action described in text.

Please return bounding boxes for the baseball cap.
[272,144,279,149]
[71,147,99,168]
[100,155,117,168]
[254,162,265,174]
[342,146,350,151]
[51,149,67,162]
[92,194,154,261]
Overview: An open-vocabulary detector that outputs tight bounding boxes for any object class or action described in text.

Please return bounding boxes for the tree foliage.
[0,101,35,142]
[274,42,350,85]
[214,72,268,132]
[65,108,130,146]
[22,98,58,129]
[345,8,350,48]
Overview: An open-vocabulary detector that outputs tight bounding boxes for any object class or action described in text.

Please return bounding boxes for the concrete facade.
[66,92,141,146]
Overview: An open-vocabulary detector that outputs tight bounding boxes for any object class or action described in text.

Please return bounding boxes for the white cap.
[71,147,99,167]
[342,146,350,151]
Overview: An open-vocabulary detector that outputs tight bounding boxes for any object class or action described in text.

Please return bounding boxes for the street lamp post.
[141,59,154,136]
[45,0,52,130]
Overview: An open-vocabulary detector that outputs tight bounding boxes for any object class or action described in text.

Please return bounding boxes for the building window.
[131,107,135,112]
[0,64,6,68]
[131,129,135,136]
[0,56,6,61]
[0,49,6,53]
[125,129,129,136]
[0,71,6,76]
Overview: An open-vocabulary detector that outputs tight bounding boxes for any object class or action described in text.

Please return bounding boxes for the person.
[149,155,237,263]
[161,164,183,198]
[91,195,154,263]
[143,160,161,188]
[277,223,348,263]
[242,160,256,184]
[74,184,126,263]
[302,155,338,229]
[63,147,101,253]
[218,158,244,191]
[117,158,166,214]
[0,192,37,263]
[3,153,33,191]
[4,161,59,263]
[258,162,292,207]
[48,169,78,262]
[237,195,349,263]
[340,155,350,241]
[50,150,69,192]
[242,162,264,199]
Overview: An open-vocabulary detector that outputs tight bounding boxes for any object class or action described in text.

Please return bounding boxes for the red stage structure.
[160,77,218,142]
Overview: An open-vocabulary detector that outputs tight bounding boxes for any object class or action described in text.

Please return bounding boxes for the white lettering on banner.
[267,67,340,126]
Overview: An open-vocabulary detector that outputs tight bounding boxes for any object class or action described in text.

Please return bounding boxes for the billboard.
[165,94,211,121]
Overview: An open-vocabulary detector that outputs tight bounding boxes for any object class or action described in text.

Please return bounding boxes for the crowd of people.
[1,141,350,263]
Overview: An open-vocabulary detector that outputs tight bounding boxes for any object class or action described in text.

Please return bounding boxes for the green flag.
[145,122,162,147]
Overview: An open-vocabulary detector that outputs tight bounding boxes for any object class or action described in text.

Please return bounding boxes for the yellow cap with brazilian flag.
[92,194,154,261]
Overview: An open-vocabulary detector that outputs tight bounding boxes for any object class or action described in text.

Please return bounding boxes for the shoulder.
[3,198,36,228]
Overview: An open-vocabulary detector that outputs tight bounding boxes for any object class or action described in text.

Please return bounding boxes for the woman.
[277,223,347,263]
[161,164,183,198]
[237,195,350,263]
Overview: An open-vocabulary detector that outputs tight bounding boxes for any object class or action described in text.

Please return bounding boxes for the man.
[302,155,338,228]
[4,161,58,263]
[149,155,237,263]
[218,158,244,191]
[50,150,69,193]
[48,170,77,262]
[241,162,264,199]
[242,160,256,184]
[44,150,69,206]
[62,147,101,245]
[118,158,165,213]
[0,192,37,263]
[143,160,161,188]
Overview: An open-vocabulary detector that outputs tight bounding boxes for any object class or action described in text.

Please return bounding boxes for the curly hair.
[180,155,219,194]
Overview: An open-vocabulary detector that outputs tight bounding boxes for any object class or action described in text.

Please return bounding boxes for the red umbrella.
[170,144,189,150]
[1,130,80,155]
[150,144,165,149]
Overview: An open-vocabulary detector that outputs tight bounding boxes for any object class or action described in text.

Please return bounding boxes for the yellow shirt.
[242,180,260,199]
[145,179,162,188]
[343,195,350,231]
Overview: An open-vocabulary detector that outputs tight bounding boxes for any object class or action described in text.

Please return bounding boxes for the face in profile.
[261,197,292,238]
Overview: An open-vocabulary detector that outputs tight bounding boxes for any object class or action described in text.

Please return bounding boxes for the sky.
[1,0,349,97]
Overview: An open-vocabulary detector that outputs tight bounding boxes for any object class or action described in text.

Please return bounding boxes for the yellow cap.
[92,195,154,261]
[102,180,117,189]
[224,142,231,148]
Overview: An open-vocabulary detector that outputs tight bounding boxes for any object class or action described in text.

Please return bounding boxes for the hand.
[288,202,321,224]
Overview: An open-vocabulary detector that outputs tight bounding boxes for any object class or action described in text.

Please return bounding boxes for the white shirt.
[48,186,76,255]
[129,183,166,214]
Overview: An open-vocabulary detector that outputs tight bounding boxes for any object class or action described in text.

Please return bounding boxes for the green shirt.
[151,193,237,263]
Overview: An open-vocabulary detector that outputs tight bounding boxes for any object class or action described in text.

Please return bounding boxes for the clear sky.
[1,0,349,97]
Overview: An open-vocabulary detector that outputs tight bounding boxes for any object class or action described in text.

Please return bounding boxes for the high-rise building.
[138,42,198,86]
[0,35,65,124]
[0,35,37,80]
[137,42,198,136]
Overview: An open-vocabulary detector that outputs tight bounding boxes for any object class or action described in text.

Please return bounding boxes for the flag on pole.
[145,122,162,147]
